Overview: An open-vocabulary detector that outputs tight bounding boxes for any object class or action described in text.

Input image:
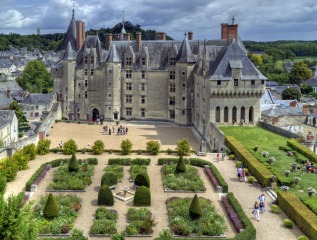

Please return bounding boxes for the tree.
[250,54,263,66]
[188,194,202,220]
[69,154,79,172]
[92,140,105,155]
[175,156,186,174]
[175,139,191,156]
[43,193,59,219]
[37,139,51,155]
[120,139,133,155]
[17,60,53,93]
[281,88,301,101]
[289,62,312,85]
[146,140,160,155]
[98,185,114,206]
[300,84,313,94]
[9,100,27,125]
[63,139,78,155]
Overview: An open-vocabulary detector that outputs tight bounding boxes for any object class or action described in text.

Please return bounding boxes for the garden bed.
[90,208,117,236]
[125,208,156,236]
[221,195,244,232]
[204,165,221,190]
[161,164,205,192]
[166,197,227,237]
[104,165,124,181]
[34,194,81,235]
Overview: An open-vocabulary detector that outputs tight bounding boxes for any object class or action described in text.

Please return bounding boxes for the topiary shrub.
[63,139,78,155]
[37,139,51,155]
[101,172,118,187]
[146,140,160,155]
[298,236,309,240]
[175,156,186,174]
[248,176,255,184]
[189,194,202,220]
[98,185,114,206]
[175,139,191,156]
[68,154,79,172]
[271,204,280,214]
[134,173,150,188]
[284,219,293,229]
[43,193,59,219]
[229,154,235,160]
[236,161,242,168]
[121,139,133,155]
[92,140,105,155]
[133,186,151,206]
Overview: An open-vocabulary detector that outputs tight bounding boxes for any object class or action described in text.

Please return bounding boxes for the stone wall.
[258,120,301,139]
[207,122,226,151]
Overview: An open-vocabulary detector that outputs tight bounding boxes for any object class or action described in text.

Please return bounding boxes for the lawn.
[220,126,317,213]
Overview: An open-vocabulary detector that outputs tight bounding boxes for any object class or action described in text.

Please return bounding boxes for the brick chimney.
[136,32,142,53]
[105,33,113,51]
[155,32,166,40]
[123,33,130,41]
[6,89,11,98]
[303,104,309,115]
[290,101,297,108]
[113,33,120,41]
[221,23,238,45]
[76,21,85,50]
[188,31,193,40]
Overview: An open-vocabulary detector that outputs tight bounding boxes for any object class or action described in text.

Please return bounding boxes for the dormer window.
[126,57,132,66]
[170,57,175,66]
[234,79,238,86]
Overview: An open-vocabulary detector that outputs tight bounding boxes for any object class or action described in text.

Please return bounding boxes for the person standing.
[237,165,243,181]
[253,201,260,221]
[126,127,128,135]
[59,141,63,150]
[221,152,225,161]
[217,151,220,161]
[259,194,266,212]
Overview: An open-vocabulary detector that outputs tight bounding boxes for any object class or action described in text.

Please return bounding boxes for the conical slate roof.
[106,42,121,63]
[59,15,77,51]
[176,36,196,63]
[63,42,75,60]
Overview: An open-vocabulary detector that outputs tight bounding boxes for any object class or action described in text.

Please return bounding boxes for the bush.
[101,172,118,187]
[11,151,29,170]
[189,194,202,220]
[288,138,317,163]
[121,139,133,155]
[298,236,309,240]
[131,158,151,165]
[175,156,186,173]
[134,173,150,188]
[63,139,78,155]
[43,193,59,219]
[175,139,191,156]
[0,172,7,195]
[236,161,242,168]
[108,158,131,165]
[166,148,173,155]
[134,186,151,206]
[284,219,293,229]
[248,176,255,184]
[111,233,126,240]
[21,144,37,160]
[146,140,160,155]
[271,204,280,214]
[92,140,105,155]
[98,185,114,206]
[37,139,51,155]
[69,154,79,172]
[0,157,18,182]
[229,154,235,160]
[243,168,249,175]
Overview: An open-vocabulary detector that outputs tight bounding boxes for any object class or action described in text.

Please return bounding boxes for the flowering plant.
[262,151,269,157]
[285,170,291,174]
[307,187,316,194]
[281,185,289,191]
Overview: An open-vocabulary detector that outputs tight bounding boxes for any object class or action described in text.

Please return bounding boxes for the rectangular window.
[142,58,146,65]
[182,110,185,115]
[126,107,132,116]
[141,83,145,91]
[126,70,132,78]
[170,71,175,79]
[169,96,175,105]
[126,57,132,66]
[109,70,112,73]
[251,80,255,85]
[141,71,145,79]
[182,71,186,76]
[78,83,81,87]
[77,108,80,112]
[85,91,88,98]
[261,80,265,85]
[170,110,175,119]
[126,95,132,103]
[182,96,186,101]
[90,58,94,64]
[78,94,80,98]
[84,56,88,64]
[108,107,112,110]
[126,82,132,91]
[141,108,145,117]
[217,80,221,86]
[182,83,186,89]
[141,96,146,104]
[234,79,238,86]
[84,69,88,75]
[85,80,88,87]
[169,84,175,92]
[170,57,176,65]
[90,69,94,76]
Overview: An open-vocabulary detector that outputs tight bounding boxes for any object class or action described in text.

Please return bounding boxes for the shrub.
[0,172,7,195]
[248,176,255,184]
[92,140,105,155]
[146,140,160,155]
[101,172,118,187]
[108,158,131,165]
[0,157,18,182]
[43,193,59,219]
[131,158,151,165]
[236,161,242,168]
[175,156,186,173]
[229,154,235,160]
[298,236,309,240]
[134,173,150,188]
[21,144,37,160]
[271,204,280,214]
[284,219,293,229]
[175,139,191,156]
[243,168,249,175]
[37,139,51,155]
[134,186,151,206]
[287,138,317,163]
[111,233,126,240]
[222,195,244,231]
[69,154,79,172]
[11,151,29,170]
[98,185,114,206]
[189,194,202,220]
[166,148,173,155]
[121,139,133,155]
[63,139,78,155]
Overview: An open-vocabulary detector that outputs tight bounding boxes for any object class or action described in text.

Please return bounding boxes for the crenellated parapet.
[211,89,265,98]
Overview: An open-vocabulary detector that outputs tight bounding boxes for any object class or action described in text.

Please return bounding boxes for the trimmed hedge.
[43,193,59,219]
[98,185,114,206]
[135,173,150,188]
[101,172,117,187]
[108,158,150,166]
[287,138,317,164]
[277,190,317,240]
[131,158,151,166]
[134,186,151,206]
[158,158,190,165]
[189,194,202,219]
[225,136,272,187]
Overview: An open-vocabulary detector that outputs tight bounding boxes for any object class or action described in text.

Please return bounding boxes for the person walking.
[217,151,220,161]
[258,194,266,212]
[221,152,225,161]
[237,165,243,181]
[253,201,260,221]
[126,127,128,135]
[59,141,63,150]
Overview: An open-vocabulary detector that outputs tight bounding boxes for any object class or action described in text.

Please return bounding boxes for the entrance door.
[114,112,118,120]
[92,108,99,121]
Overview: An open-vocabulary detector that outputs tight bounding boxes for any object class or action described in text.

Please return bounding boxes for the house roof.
[21,93,54,104]
[106,42,120,63]
[0,59,13,68]
[176,36,196,63]
[302,77,317,88]
[0,80,23,92]
[0,92,13,109]
[0,110,15,129]
[59,15,77,51]
[261,105,303,117]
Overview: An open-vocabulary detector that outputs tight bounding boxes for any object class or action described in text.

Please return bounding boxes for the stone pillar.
[245,108,250,124]
[228,108,232,124]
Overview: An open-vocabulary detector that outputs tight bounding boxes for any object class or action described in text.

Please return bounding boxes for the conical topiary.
[43,193,59,219]
[189,194,202,220]
[101,172,117,187]
[68,154,79,172]
[175,156,186,174]
[135,173,150,188]
[98,185,114,206]
[133,186,151,206]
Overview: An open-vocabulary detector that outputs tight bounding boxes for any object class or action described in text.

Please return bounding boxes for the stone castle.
[52,12,267,149]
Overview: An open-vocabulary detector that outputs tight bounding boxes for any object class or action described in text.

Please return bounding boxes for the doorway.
[92,108,99,121]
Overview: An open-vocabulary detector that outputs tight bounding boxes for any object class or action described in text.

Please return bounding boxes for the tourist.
[253,201,260,221]
[103,125,106,133]
[112,125,115,132]
[109,129,111,135]
[126,127,128,134]
[221,152,225,161]
[258,194,265,212]
[237,165,243,181]
[259,201,265,213]
[217,151,220,161]
[105,125,108,133]
[59,141,63,149]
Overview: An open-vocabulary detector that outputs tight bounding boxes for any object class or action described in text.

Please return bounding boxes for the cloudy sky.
[0,0,317,41]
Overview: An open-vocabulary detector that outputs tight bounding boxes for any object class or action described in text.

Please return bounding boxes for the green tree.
[120,139,133,155]
[21,143,37,160]
[281,88,302,101]
[289,62,312,85]
[17,60,53,93]
[250,54,263,66]
[37,139,51,155]
[9,100,27,125]
[43,193,59,219]
[63,139,78,155]
[175,139,191,156]
[146,140,160,155]
[92,140,105,155]
[175,156,186,174]
[68,154,79,172]
[189,194,202,220]
[300,84,313,94]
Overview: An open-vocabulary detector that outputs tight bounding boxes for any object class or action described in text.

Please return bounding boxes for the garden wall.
[258,121,301,139]
[208,122,226,151]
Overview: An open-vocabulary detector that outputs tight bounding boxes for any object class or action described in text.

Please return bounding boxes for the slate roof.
[106,42,121,63]
[302,77,317,88]
[266,81,279,87]
[0,92,13,109]
[0,80,23,92]
[21,94,54,105]
[262,106,303,117]
[63,42,75,61]
[0,59,13,68]
[176,36,196,63]
[0,110,15,129]
[59,15,77,51]
[270,85,300,100]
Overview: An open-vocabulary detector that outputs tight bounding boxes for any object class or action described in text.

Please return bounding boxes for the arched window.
[241,107,245,121]
[249,107,254,123]
[216,106,220,123]
[232,106,237,123]
[224,107,228,122]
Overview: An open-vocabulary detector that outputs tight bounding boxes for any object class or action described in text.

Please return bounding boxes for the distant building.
[0,59,16,76]
[0,110,18,147]
[284,62,293,73]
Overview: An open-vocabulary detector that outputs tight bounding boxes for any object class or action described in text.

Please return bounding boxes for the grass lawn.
[220,126,317,213]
